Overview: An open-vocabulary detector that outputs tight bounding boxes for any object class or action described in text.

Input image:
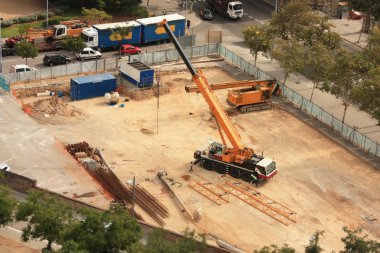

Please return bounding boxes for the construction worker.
[250,174,258,187]
[162,9,167,15]
[186,19,191,30]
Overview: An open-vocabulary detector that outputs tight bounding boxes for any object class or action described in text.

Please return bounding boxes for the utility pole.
[132,175,136,219]
[156,73,160,134]
[275,0,278,13]
[46,0,49,27]
[0,17,3,74]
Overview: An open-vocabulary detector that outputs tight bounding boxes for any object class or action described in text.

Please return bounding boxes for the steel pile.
[66,141,169,225]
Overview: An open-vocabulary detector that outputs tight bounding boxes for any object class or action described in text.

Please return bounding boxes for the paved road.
[1,0,363,73]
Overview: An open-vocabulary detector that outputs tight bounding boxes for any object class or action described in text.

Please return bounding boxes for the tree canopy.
[51,0,142,11]
[0,185,16,227]
[243,24,273,66]
[62,204,142,253]
[14,40,38,64]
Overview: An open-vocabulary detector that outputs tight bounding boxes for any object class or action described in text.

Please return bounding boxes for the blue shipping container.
[136,14,186,44]
[70,74,117,101]
[120,61,154,88]
[93,21,141,50]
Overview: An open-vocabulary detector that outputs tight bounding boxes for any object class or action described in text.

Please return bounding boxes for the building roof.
[136,13,185,26]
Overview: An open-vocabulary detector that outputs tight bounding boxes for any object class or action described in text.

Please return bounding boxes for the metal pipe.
[161,21,196,76]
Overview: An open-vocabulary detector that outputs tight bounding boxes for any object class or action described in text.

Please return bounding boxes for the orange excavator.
[159,20,277,183]
[185,79,281,113]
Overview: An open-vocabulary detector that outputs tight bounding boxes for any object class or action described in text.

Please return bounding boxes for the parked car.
[75,47,102,60]
[200,8,213,20]
[43,53,71,66]
[120,44,141,55]
[348,10,363,20]
[9,64,35,73]
[0,162,10,172]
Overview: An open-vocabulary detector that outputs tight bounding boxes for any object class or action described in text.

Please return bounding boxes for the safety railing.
[218,44,380,159]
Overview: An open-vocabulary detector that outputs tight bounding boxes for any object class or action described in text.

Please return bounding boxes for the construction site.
[1,23,380,253]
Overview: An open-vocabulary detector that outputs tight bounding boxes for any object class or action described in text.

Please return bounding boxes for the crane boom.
[160,20,243,150]
[158,19,277,183]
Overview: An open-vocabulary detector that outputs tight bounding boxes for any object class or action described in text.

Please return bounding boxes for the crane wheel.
[215,163,226,174]
[228,168,241,178]
[203,160,214,171]
[241,172,252,182]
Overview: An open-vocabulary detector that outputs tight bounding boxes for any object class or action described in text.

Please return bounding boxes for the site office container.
[120,61,154,88]
[93,21,142,51]
[70,73,117,101]
[136,14,186,44]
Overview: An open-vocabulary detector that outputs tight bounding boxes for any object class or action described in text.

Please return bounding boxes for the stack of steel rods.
[66,142,169,226]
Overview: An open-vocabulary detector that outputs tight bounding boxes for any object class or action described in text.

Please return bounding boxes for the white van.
[9,64,35,73]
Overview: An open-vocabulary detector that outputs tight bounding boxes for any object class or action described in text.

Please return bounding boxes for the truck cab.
[228,1,243,19]
[81,28,99,49]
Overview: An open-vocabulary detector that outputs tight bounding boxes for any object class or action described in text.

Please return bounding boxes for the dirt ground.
[0,236,40,253]
[21,66,380,252]
[0,0,45,19]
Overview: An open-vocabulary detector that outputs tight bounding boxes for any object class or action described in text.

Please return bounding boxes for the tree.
[0,185,16,227]
[272,38,306,85]
[44,240,89,253]
[16,190,73,251]
[144,228,177,253]
[254,244,296,253]
[14,40,38,64]
[111,26,133,57]
[243,24,273,66]
[321,50,362,124]
[364,28,380,67]
[270,0,340,50]
[352,67,380,125]
[348,0,380,33]
[340,227,380,253]
[305,230,325,253]
[81,7,112,24]
[62,37,85,62]
[302,42,334,101]
[63,204,142,253]
[174,229,206,253]
[19,24,33,35]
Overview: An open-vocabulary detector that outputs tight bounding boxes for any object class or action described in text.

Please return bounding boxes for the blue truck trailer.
[81,21,141,51]
[136,14,186,44]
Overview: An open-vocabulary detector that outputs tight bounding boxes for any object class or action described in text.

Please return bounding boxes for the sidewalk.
[329,17,368,49]
[141,0,202,28]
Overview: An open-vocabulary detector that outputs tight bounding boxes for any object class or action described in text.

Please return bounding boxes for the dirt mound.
[29,97,81,117]
[123,86,170,101]
[140,128,154,135]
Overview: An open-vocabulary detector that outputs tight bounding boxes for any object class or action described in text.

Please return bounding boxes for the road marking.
[248,15,253,18]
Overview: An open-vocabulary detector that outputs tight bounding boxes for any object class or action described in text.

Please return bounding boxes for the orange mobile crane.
[159,20,277,183]
[185,79,281,113]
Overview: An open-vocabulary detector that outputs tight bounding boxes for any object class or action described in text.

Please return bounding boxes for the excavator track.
[239,102,272,113]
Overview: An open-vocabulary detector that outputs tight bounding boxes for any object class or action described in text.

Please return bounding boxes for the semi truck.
[81,21,142,51]
[160,19,277,184]
[82,13,186,51]
[207,0,244,19]
[81,14,186,51]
